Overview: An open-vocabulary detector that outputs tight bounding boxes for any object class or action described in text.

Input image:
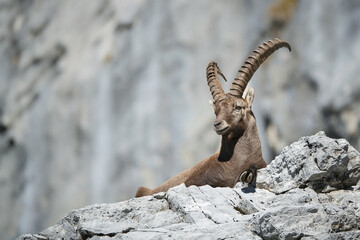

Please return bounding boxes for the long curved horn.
[206,61,227,103]
[229,38,291,98]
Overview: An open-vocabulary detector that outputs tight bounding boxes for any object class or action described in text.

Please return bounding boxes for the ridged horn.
[206,61,227,103]
[229,38,291,98]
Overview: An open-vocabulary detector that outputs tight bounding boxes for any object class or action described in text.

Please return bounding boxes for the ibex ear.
[209,100,215,110]
[245,87,255,107]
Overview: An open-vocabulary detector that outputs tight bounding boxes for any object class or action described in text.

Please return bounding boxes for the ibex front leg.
[239,169,255,184]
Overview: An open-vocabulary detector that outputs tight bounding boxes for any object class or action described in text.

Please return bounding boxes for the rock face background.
[1,0,360,239]
[17,132,360,239]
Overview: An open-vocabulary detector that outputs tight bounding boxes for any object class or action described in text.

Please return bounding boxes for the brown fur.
[135,38,290,198]
[135,93,266,197]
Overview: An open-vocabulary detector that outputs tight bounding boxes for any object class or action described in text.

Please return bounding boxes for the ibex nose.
[214,121,222,128]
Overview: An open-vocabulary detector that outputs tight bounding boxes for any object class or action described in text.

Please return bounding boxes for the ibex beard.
[135,38,291,198]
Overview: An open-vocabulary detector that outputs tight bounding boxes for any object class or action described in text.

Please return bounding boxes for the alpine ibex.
[135,38,291,197]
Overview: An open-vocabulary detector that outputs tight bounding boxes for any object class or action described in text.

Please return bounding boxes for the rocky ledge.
[18,132,360,240]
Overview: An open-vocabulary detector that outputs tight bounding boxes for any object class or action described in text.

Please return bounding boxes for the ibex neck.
[218,121,262,163]
[218,138,238,162]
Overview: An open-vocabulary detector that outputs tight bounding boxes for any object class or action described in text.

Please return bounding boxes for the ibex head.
[207,38,291,141]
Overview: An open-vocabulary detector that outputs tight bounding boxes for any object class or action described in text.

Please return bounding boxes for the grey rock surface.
[257,131,360,194]
[17,132,360,239]
[2,1,360,239]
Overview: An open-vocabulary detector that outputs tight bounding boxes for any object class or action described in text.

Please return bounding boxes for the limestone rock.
[2,1,360,239]
[17,132,360,239]
[257,131,360,194]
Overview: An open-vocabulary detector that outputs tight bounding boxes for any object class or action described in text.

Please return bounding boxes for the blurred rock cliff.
[0,0,359,239]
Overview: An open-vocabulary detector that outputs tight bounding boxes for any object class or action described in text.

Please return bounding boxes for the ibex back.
[135,38,291,197]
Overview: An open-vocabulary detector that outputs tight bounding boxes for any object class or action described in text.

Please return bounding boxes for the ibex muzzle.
[135,38,291,198]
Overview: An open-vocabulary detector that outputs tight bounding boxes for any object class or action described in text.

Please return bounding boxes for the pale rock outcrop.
[17,132,360,239]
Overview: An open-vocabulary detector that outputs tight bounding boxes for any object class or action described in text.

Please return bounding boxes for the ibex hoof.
[240,170,254,184]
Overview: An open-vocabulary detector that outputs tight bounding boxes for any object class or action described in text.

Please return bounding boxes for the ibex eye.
[233,105,241,111]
